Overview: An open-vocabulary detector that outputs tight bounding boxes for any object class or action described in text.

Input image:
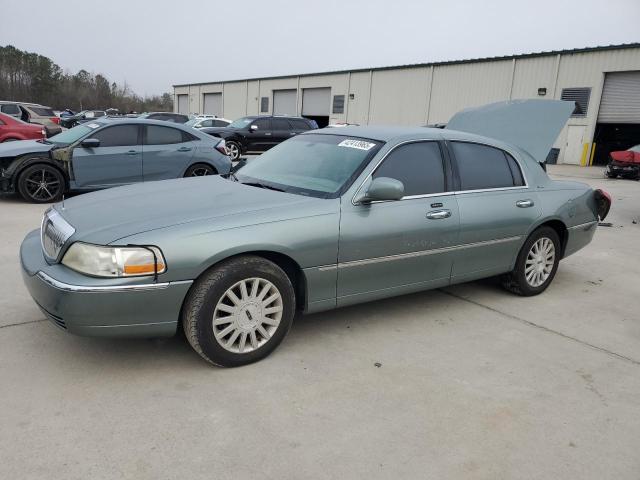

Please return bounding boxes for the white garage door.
[273,89,297,115]
[203,93,222,116]
[177,94,188,114]
[598,71,640,123]
[302,88,331,116]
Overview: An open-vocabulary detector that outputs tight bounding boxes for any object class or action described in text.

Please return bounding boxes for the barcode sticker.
[338,139,376,151]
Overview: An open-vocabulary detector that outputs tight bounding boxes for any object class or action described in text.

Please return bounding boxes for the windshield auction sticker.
[86,123,101,129]
[338,139,376,151]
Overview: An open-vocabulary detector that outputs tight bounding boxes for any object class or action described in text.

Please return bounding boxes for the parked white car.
[186,116,232,129]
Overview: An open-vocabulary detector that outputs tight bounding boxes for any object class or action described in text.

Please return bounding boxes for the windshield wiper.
[241,181,285,192]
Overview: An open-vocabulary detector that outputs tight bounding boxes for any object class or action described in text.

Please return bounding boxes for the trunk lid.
[446,99,575,163]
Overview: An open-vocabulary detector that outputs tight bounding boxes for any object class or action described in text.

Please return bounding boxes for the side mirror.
[250,124,258,132]
[354,177,405,204]
[81,138,100,148]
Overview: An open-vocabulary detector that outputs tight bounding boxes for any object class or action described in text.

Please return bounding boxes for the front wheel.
[225,141,241,161]
[501,226,561,296]
[17,164,65,203]
[182,256,296,367]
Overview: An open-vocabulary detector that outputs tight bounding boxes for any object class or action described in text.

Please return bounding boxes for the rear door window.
[28,106,55,116]
[93,124,140,147]
[289,119,311,130]
[1,104,21,115]
[145,125,186,145]
[373,141,446,196]
[272,118,291,130]
[451,142,524,190]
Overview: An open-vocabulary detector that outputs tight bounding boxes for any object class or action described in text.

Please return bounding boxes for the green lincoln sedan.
[20,100,611,366]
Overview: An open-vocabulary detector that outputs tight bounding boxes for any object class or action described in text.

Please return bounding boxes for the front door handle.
[177,147,192,152]
[264,133,272,136]
[426,209,452,220]
[126,150,139,155]
[516,199,534,208]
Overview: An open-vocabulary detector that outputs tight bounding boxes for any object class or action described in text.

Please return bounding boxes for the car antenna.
[61,194,65,210]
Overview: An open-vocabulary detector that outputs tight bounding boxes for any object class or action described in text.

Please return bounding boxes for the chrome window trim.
[351,139,531,206]
[36,271,192,293]
[448,140,529,190]
[351,139,447,206]
[317,236,522,271]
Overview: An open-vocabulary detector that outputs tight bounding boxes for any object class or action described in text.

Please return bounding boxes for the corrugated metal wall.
[175,46,640,164]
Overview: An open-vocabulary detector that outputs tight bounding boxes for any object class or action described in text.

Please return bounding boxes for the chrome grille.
[41,208,75,262]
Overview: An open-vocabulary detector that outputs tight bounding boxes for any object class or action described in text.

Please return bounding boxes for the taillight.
[215,139,227,156]
[594,189,611,221]
[50,117,60,124]
[41,128,47,137]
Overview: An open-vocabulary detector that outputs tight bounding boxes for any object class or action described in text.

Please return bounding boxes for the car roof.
[90,117,195,129]
[312,125,443,142]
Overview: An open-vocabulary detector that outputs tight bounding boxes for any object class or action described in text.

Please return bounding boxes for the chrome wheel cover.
[525,237,555,287]
[212,277,283,353]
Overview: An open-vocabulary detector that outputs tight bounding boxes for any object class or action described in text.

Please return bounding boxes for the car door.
[271,118,295,145]
[142,124,195,181]
[246,118,273,152]
[448,140,541,282]
[337,141,460,306]
[71,123,143,188]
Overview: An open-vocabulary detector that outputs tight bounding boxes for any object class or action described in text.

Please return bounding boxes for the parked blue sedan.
[0,118,231,202]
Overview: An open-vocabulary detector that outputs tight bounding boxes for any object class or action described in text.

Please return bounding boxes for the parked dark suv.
[201,115,318,160]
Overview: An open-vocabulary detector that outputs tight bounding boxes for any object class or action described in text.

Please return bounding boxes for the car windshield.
[628,144,640,153]
[228,117,253,129]
[47,124,96,145]
[235,133,384,198]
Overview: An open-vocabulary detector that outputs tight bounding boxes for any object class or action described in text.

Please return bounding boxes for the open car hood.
[446,99,575,162]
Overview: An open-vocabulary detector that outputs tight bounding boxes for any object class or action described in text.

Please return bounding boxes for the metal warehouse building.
[174,43,640,166]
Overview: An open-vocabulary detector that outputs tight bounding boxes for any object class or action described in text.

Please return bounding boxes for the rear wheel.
[2,138,18,142]
[182,256,296,367]
[17,164,64,203]
[184,164,216,177]
[225,141,241,161]
[501,226,561,296]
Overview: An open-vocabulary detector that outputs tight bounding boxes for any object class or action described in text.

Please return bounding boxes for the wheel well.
[186,162,218,175]
[15,159,69,189]
[538,220,568,257]
[242,251,306,311]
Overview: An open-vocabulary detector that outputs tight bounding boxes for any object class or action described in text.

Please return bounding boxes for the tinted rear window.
[146,125,186,144]
[272,118,291,130]
[1,104,21,115]
[289,119,311,130]
[451,142,522,190]
[29,106,56,116]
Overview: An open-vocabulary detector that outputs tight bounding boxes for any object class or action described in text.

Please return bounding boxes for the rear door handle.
[126,150,139,155]
[426,209,452,220]
[290,132,297,135]
[264,133,272,136]
[516,199,534,208]
[177,147,192,152]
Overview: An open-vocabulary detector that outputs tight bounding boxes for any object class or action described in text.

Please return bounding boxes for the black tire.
[226,141,241,161]
[182,255,296,367]
[184,163,216,177]
[501,226,561,297]
[2,138,18,142]
[17,163,65,203]
[606,172,617,178]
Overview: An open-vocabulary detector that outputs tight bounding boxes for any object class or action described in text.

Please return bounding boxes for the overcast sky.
[1,0,639,96]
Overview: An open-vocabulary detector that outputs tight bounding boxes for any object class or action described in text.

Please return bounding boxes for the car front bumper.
[20,229,193,337]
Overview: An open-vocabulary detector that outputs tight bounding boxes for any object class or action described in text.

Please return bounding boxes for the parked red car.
[0,112,47,142]
[606,144,640,179]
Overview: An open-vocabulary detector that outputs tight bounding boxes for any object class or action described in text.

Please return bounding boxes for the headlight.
[61,243,166,278]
